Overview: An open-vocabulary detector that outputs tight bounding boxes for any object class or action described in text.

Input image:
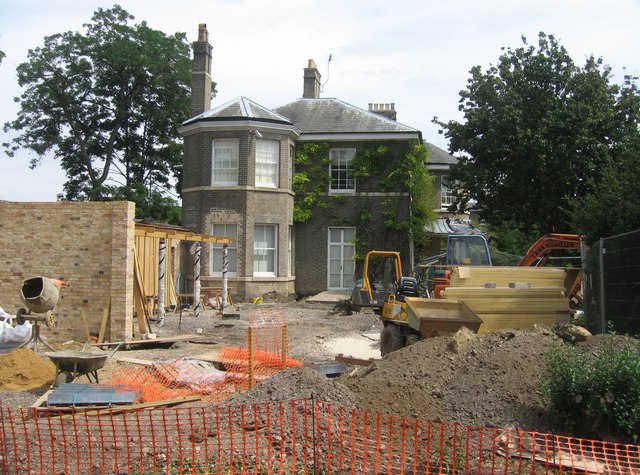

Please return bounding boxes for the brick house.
[179,25,432,300]
[421,142,478,257]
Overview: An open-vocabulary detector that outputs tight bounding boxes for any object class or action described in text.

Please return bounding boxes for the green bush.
[542,337,640,441]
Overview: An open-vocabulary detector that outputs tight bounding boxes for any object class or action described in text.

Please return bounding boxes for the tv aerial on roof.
[321,53,332,93]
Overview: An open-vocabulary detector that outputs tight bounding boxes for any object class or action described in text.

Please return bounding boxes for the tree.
[0,49,5,65]
[569,153,640,245]
[434,32,638,239]
[3,5,191,216]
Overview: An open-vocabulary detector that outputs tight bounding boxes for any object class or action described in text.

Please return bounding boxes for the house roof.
[182,96,293,126]
[274,98,421,137]
[427,217,482,236]
[425,142,458,165]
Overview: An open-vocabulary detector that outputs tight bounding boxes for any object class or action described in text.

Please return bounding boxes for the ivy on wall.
[293,142,437,260]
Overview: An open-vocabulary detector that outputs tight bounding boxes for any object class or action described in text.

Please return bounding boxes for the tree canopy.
[434,32,640,240]
[3,5,191,221]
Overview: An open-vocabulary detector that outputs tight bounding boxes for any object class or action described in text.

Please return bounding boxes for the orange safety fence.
[112,308,301,403]
[1,398,639,474]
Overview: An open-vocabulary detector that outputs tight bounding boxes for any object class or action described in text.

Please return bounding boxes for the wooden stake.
[97,296,111,344]
[80,309,91,342]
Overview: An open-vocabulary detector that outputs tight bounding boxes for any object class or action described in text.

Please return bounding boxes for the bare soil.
[0,296,633,442]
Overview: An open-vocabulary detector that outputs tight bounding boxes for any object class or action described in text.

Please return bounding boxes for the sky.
[1,0,639,202]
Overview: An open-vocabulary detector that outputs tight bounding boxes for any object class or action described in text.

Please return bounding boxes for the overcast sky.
[1,0,638,202]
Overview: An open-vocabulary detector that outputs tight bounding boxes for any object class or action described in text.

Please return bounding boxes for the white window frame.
[255,139,279,188]
[441,175,456,209]
[254,224,277,277]
[327,227,356,290]
[212,139,239,186]
[329,148,356,193]
[210,223,238,276]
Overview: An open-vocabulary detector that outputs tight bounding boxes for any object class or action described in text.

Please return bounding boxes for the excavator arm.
[517,233,584,267]
[518,233,585,307]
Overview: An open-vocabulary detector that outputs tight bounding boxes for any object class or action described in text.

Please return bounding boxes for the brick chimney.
[303,59,321,99]
[191,23,213,117]
[368,103,397,121]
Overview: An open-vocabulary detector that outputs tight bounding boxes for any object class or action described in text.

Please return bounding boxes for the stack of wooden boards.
[440,266,573,334]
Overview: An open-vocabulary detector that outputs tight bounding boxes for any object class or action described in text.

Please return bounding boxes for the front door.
[328,227,355,290]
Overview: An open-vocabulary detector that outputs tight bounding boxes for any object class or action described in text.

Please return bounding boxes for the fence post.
[248,326,255,388]
[598,237,607,334]
[312,395,317,475]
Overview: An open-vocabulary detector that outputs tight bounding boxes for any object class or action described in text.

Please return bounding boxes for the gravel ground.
[1,296,636,443]
[0,297,380,410]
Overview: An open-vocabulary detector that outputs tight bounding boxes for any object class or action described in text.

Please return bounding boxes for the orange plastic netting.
[112,308,301,402]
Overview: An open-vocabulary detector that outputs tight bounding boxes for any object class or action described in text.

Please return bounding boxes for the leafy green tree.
[0,49,5,65]
[3,5,191,218]
[568,76,640,244]
[434,32,638,236]
[569,151,640,245]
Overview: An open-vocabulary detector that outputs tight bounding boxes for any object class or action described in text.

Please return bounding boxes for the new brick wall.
[0,201,135,344]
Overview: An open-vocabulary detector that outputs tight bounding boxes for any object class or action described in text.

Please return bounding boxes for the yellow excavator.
[350,233,493,313]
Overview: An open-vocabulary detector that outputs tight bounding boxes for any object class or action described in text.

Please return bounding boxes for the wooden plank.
[477,313,571,334]
[40,395,204,420]
[449,266,568,288]
[335,354,378,366]
[133,248,150,335]
[189,348,224,363]
[79,309,91,342]
[449,297,569,314]
[88,334,210,347]
[28,389,55,419]
[97,296,111,344]
[112,356,155,366]
[442,287,566,299]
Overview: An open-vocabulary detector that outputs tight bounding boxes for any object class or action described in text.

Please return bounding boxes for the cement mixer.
[16,277,67,351]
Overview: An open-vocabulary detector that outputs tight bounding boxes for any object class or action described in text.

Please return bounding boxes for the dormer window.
[329,148,355,193]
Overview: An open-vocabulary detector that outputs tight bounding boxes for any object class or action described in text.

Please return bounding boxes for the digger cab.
[351,250,403,312]
[446,234,492,266]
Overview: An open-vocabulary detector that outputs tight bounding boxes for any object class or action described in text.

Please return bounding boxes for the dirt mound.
[260,291,296,304]
[0,348,56,390]
[340,326,558,431]
[232,326,568,434]
[226,366,359,408]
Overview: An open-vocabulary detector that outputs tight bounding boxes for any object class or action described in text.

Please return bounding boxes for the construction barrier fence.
[583,229,640,335]
[1,398,639,474]
[111,308,303,404]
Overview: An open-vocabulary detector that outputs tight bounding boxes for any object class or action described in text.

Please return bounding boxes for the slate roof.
[427,217,481,235]
[273,98,421,135]
[425,142,458,165]
[182,96,293,126]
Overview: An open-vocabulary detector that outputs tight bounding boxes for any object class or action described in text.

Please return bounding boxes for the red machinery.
[518,233,584,267]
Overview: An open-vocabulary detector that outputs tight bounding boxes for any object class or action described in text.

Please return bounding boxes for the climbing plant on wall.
[293,142,436,260]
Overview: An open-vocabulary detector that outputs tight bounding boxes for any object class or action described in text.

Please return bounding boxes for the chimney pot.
[369,102,397,121]
[198,23,208,42]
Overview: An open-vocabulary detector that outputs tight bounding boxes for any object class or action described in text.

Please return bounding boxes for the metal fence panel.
[584,229,640,335]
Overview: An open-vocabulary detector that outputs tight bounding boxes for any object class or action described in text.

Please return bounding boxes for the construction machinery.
[351,233,493,313]
[351,250,404,312]
[375,233,584,355]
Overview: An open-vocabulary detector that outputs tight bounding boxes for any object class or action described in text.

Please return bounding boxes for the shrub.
[542,337,640,442]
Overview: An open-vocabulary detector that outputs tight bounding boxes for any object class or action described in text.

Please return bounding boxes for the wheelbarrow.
[44,351,108,387]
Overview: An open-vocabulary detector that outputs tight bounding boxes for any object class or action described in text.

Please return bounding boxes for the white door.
[328,227,356,290]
